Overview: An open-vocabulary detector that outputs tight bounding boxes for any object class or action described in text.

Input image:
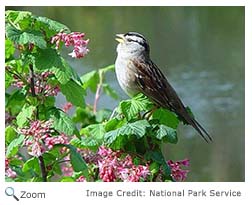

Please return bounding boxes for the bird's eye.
[126,38,135,43]
[126,38,142,45]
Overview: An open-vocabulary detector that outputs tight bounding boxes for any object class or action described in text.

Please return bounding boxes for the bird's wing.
[130,58,212,142]
[130,58,185,113]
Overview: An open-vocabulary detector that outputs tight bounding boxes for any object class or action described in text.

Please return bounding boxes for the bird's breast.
[115,57,140,97]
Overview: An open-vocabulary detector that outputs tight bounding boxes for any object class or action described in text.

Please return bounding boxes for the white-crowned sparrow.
[115,32,212,143]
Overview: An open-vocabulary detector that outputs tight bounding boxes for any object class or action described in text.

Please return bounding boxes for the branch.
[38,156,47,182]
[29,64,36,97]
[93,70,104,113]
[29,64,47,182]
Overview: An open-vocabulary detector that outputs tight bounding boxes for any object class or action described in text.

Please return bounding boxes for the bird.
[115,31,212,143]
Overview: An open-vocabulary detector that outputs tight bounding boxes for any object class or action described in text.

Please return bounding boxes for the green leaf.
[9,158,23,167]
[61,177,75,182]
[42,152,57,162]
[6,89,26,115]
[152,108,179,129]
[80,124,105,140]
[16,105,36,127]
[34,48,72,84]
[35,16,70,33]
[104,129,121,145]
[104,119,150,144]
[70,151,88,172]
[5,10,32,30]
[6,24,46,49]
[52,58,74,84]
[68,66,83,85]
[162,162,172,180]
[145,150,164,164]
[145,150,172,179]
[104,118,123,132]
[60,80,86,108]
[5,10,32,25]
[119,93,153,120]
[119,120,150,138]
[70,137,99,150]
[95,109,112,123]
[54,144,88,177]
[103,84,118,99]
[81,70,99,92]
[44,96,56,107]
[6,135,25,157]
[149,162,160,175]
[22,157,40,173]
[34,48,62,69]
[72,107,93,124]
[50,108,77,136]
[7,58,27,72]
[5,39,15,59]
[5,71,13,88]
[61,144,88,173]
[156,125,178,144]
[5,126,17,145]
[104,131,127,150]
[72,124,105,150]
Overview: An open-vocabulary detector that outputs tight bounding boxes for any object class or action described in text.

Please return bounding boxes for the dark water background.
[9,6,245,182]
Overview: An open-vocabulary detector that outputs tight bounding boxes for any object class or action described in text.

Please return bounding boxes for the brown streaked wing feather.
[131,59,185,113]
[131,58,212,143]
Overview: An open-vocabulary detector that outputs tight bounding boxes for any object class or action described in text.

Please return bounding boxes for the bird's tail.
[181,111,212,143]
[190,118,212,143]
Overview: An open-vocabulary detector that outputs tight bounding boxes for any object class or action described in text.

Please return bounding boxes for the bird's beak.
[115,34,125,43]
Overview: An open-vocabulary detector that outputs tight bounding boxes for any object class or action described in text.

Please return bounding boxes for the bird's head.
[115,32,150,57]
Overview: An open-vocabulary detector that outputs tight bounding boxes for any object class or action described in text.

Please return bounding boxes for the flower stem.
[29,64,47,182]
[93,70,104,113]
[38,156,47,182]
[29,64,36,97]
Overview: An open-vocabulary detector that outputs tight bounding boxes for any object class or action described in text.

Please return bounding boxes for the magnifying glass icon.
[5,187,19,201]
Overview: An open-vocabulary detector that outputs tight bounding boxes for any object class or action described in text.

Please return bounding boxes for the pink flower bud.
[51,31,89,59]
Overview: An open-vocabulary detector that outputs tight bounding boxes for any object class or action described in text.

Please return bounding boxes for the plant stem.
[29,64,36,97]
[29,64,47,182]
[93,70,104,113]
[38,156,47,182]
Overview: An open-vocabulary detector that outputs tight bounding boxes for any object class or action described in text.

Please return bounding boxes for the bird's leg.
[143,105,159,120]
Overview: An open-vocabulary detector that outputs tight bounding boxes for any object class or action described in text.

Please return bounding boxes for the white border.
[1,1,251,205]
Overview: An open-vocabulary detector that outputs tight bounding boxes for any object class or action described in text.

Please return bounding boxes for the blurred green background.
[7,6,245,182]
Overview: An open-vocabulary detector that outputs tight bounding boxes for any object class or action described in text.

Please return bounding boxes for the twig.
[93,70,104,113]
[29,64,36,97]
[29,64,47,182]
[56,159,71,164]
[38,156,47,182]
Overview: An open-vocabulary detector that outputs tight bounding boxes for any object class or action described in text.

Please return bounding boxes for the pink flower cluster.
[5,158,17,179]
[20,120,69,157]
[167,158,190,181]
[97,146,150,182]
[76,175,86,182]
[44,133,69,150]
[12,71,60,97]
[62,102,73,113]
[61,156,74,177]
[51,32,89,58]
[12,75,25,88]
